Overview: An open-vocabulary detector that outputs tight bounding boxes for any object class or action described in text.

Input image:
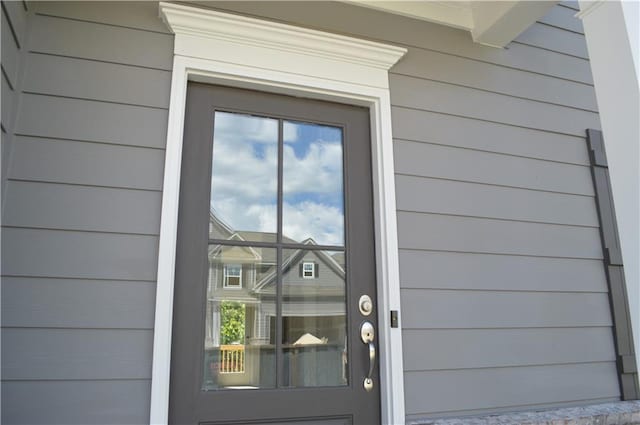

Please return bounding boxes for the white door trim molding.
[151,3,407,424]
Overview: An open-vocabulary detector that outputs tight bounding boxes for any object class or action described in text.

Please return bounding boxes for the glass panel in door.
[202,244,277,390]
[209,112,278,243]
[281,249,347,387]
[282,120,345,246]
[205,111,347,390]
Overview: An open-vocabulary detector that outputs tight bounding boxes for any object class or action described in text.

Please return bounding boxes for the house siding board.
[394,140,595,196]
[32,1,172,33]
[395,175,600,227]
[2,228,159,281]
[0,2,621,423]
[1,380,151,425]
[398,251,608,293]
[392,47,597,111]
[391,107,591,165]
[402,327,616,371]
[404,363,620,417]
[2,328,153,380]
[1,278,156,329]
[389,75,600,137]
[397,212,603,259]
[515,22,590,59]
[28,13,173,70]
[3,180,162,235]
[538,6,585,34]
[400,290,613,329]
[560,1,581,11]
[23,52,172,109]
[9,136,165,190]
[15,94,168,148]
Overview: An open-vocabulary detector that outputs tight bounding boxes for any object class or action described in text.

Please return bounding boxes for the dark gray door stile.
[170,83,381,425]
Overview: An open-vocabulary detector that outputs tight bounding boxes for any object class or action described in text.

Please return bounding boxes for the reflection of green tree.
[220,301,245,344]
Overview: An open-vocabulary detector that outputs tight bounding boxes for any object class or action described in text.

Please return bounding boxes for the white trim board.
[151,3,407,425]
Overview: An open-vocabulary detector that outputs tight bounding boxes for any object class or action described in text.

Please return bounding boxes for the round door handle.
[360,321,375,343]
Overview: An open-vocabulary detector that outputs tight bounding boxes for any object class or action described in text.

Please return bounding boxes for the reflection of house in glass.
[203,212,347,390]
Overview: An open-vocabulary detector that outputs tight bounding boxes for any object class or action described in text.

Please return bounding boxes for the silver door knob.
[360,321,374,343]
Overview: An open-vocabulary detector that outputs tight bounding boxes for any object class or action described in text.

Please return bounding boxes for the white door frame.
[150,3,407,424]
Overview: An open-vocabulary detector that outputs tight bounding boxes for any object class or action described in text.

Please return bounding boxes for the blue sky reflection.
[210,112,345,246]
[283,120,344,246]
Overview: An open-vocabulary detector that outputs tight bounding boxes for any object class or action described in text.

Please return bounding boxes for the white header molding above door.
[151,3,407,425]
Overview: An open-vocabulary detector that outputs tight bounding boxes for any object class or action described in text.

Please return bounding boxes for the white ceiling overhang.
[346,0,558,48]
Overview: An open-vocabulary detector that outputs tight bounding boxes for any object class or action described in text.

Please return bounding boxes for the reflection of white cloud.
[283,201,344,245]
[283,121,298,143]
[214,197,277,234]
[283,141,343,196]
[215,112,277,143]
[211,111,279,203]
[211,113,344,245]
[214,199,343,246]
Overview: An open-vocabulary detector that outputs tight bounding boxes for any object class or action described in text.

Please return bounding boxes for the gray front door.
[169,83,380,425]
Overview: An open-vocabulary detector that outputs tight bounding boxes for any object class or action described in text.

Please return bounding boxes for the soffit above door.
[344,0,558,48]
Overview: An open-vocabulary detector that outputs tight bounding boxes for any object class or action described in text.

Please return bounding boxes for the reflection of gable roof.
[209,209,234,238]
[208,236,262,261]
[236,231,298,245]
[331,252,344,265]
[209,211,345,287]
[252,238,345,295]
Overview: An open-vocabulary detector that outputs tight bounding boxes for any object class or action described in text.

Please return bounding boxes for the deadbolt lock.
[359,295,373,316]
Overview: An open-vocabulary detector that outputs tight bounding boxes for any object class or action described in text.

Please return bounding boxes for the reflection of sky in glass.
[210,112,278,236]
[210,113,345,247]
[283,121,344,246]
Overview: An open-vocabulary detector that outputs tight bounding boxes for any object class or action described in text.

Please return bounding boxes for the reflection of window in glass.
[224,264,242,288]
[302,262,315,279]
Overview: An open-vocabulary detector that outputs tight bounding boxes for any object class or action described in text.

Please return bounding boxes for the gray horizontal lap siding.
[385,4,617,419]
[386,4,618,419]
[0,1,620,424]
[1,2,171,425]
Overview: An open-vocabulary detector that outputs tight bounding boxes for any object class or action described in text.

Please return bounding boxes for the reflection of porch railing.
[220,345,245,373]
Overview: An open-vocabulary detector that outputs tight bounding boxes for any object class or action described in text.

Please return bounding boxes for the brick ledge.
[408,401,640,425]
